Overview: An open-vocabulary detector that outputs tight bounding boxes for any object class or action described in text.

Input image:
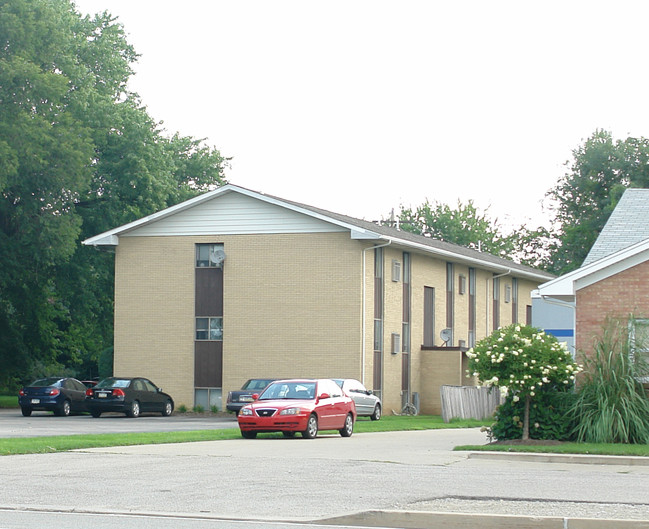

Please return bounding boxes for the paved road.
[0,408,238,438]
[2,427,649,528]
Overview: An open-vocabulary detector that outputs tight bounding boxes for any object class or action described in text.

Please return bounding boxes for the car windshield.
[242,379,274,391]
[29,378,62,387]
[259,381,316,400]
[96,378,131,389]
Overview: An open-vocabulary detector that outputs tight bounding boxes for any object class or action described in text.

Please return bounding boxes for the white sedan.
[332,378,382,420]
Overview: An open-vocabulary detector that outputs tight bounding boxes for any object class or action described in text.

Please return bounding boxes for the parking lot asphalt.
[0,407,238,437]
[1,414,649,528]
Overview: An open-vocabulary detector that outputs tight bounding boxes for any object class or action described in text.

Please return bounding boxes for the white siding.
[123,192,347,237]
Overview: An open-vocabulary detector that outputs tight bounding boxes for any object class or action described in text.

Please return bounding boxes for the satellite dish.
[440,328,452,346]
[209,248,226,266]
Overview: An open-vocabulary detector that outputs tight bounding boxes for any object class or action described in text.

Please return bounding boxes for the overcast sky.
[74,1,649,230]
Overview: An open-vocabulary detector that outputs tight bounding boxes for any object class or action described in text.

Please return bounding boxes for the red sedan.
[237,379,356,439]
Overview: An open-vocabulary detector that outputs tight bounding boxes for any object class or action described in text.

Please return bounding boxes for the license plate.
[240,396,253,402]
[30,399,40,404]
[98,392,109,398]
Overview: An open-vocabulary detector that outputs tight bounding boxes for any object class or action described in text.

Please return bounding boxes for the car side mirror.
[318,392,331,400]
[252,393,260,400]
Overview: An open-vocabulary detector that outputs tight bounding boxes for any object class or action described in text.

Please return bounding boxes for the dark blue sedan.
[18,377,89,417]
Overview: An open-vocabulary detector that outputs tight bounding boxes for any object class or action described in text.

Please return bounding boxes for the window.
[630,319,649,382]
[196,243,225,268]
[468,268,476,347]
[504,284,512,303]
[196,317,223,340]
[195,388,222,409]
[423,286,435,347]
[446,263,454,344]
[492,275,500,331]
[511,278,519,324]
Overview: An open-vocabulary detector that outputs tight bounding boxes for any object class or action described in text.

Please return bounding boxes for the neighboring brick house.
[84,184,553,414]
[538,189,649,365]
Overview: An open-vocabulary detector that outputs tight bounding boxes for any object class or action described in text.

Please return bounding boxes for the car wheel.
[55,400,71,417]
[91,410,102,418]
[21,407,32,417]
[339,413,354,437]
[126,400,140,418]
[370,404,382,421]
[282,431,296,438]
[161,400,173,416]
[302,414,318,439]
[241,431,257,439]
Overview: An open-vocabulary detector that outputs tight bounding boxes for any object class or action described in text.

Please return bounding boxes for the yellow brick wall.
[114,236,196,406]
[222,232,363,401]
[115,232,365,408]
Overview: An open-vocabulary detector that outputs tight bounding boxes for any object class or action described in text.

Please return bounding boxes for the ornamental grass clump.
[467,324,582,440]
[568,319,649,444]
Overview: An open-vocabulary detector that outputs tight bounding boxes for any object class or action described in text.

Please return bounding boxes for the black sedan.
[18,377,88,417]
[85,377,174,418]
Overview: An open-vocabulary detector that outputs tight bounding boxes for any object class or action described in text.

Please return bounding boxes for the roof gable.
[583,188,649,266]
[119,191,348,237]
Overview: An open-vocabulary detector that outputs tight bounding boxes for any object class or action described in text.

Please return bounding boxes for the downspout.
[486,269,512,335]
[362,240,392,386]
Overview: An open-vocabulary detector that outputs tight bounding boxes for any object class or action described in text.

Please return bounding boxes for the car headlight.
[239,407,253,416]
[280,407,301,416]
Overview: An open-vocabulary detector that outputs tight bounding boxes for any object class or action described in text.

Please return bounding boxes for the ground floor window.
[630,318,649,382]
[195,387,222,411]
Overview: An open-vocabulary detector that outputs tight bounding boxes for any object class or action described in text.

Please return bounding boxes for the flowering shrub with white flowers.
[467,324,582,440]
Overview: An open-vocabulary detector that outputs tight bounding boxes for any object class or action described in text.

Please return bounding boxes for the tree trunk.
[522,394,530,440]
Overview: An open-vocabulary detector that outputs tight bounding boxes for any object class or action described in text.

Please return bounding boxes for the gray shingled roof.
[270,192,554,280]
[583,188,649,266]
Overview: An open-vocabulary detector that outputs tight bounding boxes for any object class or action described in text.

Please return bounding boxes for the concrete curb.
[466,451,649,466]
[318,510,649,529]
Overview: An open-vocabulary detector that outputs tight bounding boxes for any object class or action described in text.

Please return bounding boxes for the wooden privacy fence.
[440,385,502,423]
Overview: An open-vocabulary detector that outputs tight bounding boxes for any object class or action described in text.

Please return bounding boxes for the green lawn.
[0,415,486,456]
[1,408,648,458]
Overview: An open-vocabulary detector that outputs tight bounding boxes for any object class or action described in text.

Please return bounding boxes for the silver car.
[332,378,381,420]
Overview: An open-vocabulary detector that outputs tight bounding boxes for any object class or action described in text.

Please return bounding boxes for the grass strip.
[0,415,488,456]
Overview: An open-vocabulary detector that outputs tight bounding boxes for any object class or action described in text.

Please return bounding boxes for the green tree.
[467,324,581,440]
[547,129,649,275]
[0,0,228,388]
[397,199,552,269]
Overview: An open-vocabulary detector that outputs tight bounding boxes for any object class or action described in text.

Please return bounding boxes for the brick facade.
[576,260,649,357]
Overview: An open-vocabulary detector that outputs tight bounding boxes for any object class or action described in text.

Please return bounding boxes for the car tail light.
[47,388,60,396]
[85,388,94,397]
[112,388,125,397]
[19,389,25,396]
